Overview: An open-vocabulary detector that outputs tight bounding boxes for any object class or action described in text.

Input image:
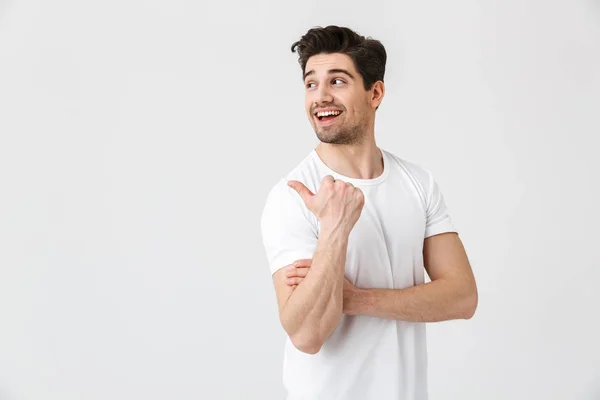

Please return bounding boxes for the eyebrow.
[303,68,355,81]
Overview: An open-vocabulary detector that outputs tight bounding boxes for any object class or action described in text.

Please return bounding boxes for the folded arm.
[345,232,478,322]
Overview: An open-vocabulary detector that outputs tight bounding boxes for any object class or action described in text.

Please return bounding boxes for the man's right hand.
[287,175,365,235]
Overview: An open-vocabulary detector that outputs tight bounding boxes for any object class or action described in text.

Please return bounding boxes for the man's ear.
[371,81,385,110]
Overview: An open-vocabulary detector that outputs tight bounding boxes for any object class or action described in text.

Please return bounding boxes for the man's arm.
[273,226,347,354]
[262,176,364,354]
[344,232,478,322]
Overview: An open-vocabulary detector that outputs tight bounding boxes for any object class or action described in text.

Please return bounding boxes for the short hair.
[291,25,387,91]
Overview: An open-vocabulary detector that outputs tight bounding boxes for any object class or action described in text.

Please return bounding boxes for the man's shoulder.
[261,151,319,233]
[382,148,433,185]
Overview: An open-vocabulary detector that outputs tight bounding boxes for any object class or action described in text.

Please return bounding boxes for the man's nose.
[316,84,333,104]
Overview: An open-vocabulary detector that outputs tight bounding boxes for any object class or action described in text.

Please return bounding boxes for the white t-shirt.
[260,147,457,400]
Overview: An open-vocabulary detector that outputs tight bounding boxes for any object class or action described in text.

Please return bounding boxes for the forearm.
[346,276,477,322]
[280,228,348,352]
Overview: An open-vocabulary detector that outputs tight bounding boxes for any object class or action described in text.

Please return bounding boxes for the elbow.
[460,288,478,320]
[280,318,325,354]
[290,333,324,355]
[282,307,342,354]
[297,342,323,355]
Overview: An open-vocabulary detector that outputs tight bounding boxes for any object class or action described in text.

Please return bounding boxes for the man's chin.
[315,127,364,145]
[316,133,344,144]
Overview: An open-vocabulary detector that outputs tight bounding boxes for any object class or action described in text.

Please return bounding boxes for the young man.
[260,25,478,400]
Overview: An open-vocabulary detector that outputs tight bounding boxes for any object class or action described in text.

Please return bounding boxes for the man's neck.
[315,140,384,180]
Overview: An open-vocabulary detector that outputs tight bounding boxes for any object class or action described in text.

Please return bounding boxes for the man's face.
[304,53,373,145]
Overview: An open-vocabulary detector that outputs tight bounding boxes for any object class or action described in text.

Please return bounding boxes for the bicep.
[423,232,474,283]
[421,169,469,280]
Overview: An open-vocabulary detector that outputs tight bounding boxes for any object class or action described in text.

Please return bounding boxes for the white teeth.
[317,110,341,117]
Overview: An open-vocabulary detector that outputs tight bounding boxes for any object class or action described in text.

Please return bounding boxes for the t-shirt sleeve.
[260,180,319,275]
[424,171,458,238]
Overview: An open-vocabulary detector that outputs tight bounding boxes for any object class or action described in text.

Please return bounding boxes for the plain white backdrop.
[1,0,599,399]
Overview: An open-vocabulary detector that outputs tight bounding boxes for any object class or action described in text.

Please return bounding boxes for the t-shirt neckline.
[310,147,390,186]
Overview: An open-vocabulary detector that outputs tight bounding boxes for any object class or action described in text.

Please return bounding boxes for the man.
[260,25,478,400]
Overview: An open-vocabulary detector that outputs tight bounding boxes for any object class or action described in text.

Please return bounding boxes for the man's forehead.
[306,53,354,73]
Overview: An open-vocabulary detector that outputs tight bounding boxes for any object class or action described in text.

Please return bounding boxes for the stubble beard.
[313,120,366,146]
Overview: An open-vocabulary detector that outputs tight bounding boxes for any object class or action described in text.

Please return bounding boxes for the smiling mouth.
[315,111,343,122]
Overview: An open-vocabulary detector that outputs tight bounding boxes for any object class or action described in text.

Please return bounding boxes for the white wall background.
[1,0,599,399]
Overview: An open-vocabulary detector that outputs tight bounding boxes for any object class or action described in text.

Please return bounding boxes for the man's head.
[291,26,386,145]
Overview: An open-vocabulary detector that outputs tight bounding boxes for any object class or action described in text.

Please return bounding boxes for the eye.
[332,78,345,85]
[305,82,316,89]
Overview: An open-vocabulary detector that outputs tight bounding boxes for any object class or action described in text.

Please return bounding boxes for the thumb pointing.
[287,180,314,204]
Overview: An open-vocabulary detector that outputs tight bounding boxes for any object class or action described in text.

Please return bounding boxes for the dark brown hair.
[291,25,387,91]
